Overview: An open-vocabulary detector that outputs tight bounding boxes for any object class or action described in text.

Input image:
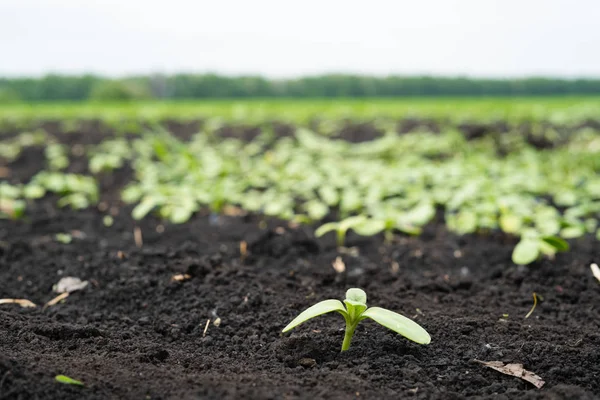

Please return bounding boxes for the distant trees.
[89,80,152,102]
[0,74,599,102]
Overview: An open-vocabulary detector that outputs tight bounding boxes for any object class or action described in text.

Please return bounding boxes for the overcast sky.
[1,0,599,78]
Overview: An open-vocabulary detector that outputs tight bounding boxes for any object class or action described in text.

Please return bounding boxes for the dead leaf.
[45,292,69,308]
[591,263,600,284]
[53,277,89,293]
[171,274,191,282]
[0,167,10,178]
[332,256,346,273]
[0,298,37,308]
[473,359,545,389]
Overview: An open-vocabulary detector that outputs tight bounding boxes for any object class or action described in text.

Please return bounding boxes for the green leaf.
[55,375,84,386]
[23,184,46,199]
[512,238,540,265]
[314,222,339,238]
[454,210,477,234]
[282,299,347,333]
[132,197,157,220]
[339,215,367,231]
[499,214,522,234]
[169,207,194,224]
[404,201,435,226]
[345,288,367,305]
[318,186,339,206]
[352,219,385,236]
[541,236,570,251]
[361,307,431,345]
[304,200,329,221]
[559,226,584,239]
[344,289,368,317]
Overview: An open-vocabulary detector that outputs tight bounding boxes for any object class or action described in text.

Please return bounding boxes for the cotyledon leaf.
[282,299,347,333]
[361,306,431,344]
[314,222,339,238]
[512,238,540,265]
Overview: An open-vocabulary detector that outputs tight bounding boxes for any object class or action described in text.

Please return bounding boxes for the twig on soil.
[202,319,210,337]
[134,226,143,248]
[591,263,600,284]
[44,292,69,309]
[0,299,36,308]
[524,292,542,319]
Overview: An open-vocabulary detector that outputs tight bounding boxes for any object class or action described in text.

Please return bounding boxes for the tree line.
[1,74,599,102]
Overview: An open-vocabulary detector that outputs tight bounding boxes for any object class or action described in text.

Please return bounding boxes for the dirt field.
[1,122,599,399]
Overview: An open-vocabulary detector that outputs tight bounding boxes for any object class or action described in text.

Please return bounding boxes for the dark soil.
[1,123,600,400]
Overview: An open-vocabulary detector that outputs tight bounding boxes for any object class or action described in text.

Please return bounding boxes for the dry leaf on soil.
[53,277,89,293]
[474,359,545,389]
[0,298,37,308]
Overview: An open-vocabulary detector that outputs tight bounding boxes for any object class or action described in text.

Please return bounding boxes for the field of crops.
[1,98,600,399]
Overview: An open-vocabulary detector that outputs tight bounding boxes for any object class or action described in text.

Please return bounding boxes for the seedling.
[315,216,385,248]
[282,288,431,351]
[512,229,569,265]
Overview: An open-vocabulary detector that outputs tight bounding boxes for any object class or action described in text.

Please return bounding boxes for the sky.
[1,0,599,78]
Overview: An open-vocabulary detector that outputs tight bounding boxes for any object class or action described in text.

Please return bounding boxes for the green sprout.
[512,229,569,265]
[282,288,431,351]
[315,216,385,248]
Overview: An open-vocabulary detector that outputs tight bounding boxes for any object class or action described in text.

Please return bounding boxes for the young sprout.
[282,288,430,351]
[315,216,385,248]
[512,229,569,265]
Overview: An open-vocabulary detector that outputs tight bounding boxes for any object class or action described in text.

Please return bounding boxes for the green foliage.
[0,87,21,103]
[89,80,152,102]
[2,100,600,264]
[512,231,570,265]
[282,288,431,351]
[3,74,600,101]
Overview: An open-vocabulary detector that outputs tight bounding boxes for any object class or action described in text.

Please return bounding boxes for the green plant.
[512,229,570,265]
[315,216,385,248]
[282,288,431,351]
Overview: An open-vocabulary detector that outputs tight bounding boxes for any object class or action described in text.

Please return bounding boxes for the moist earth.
[1,122,599,399]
